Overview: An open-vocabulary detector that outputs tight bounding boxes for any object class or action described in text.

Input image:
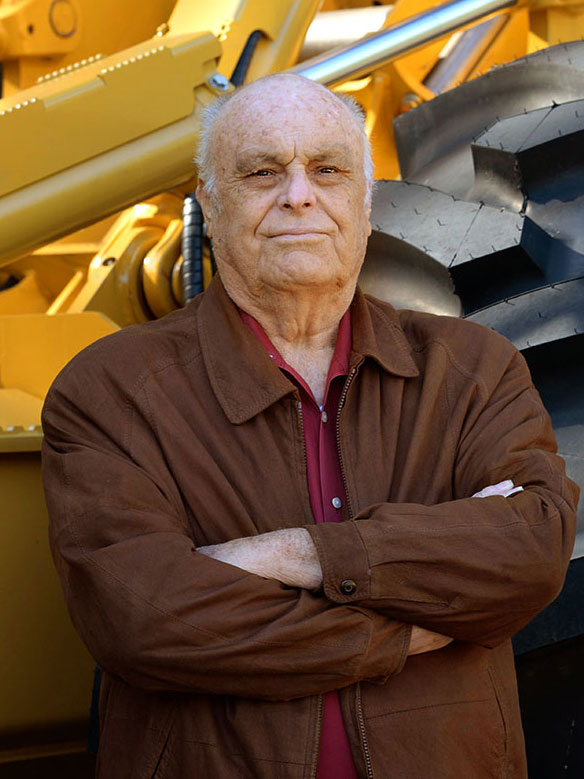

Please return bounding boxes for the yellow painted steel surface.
[2,0,584,762]
[0,0,178,95]
[0,452,94,744]
[0,312,117,756]
[0,32,222,265]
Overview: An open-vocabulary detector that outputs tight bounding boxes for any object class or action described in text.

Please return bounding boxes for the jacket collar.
[350,287,420,379]
[198,276,419,425]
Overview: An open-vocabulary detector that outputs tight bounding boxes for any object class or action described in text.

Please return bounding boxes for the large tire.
[359,41,584,778]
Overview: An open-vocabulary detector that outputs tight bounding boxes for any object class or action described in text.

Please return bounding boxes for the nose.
[277,167,316,212]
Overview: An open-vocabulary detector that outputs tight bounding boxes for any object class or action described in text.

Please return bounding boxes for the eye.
[317,167,337,175]
[250,169,274,177]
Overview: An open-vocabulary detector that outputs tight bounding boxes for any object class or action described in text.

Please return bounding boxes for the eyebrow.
[235,150,286,173]
[309,146,353,165]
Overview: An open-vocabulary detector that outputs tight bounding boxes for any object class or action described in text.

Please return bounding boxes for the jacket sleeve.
[306,347,579,648]
[42,369,411,701]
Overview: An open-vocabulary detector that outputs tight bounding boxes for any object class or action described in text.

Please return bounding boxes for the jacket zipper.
[309,693,325,779]
[296,397,325,779]
[337,365,375,777]
[301,370,367,777]
[295,398,310,515]
[356,684,374,779]
[336,365,358,519]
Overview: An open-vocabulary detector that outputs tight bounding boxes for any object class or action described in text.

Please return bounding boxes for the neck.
[224,277,355,405]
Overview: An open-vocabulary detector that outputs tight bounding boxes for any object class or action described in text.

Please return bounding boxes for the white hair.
[195,75,374,208]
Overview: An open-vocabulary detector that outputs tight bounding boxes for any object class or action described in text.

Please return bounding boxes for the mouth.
[269,230,327,239]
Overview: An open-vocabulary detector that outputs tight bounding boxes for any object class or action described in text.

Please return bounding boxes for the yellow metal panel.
[0,48,222,264]
[0,311,118,400]
[0,269,50,314]
[0,310,119,737]
[0,0,82,59]
[0,388,42,428]
[0,450,95,738]
[0,0,178,93]
[0,33,220,197]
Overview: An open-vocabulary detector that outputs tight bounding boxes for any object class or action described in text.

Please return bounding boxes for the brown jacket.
[42,276,578,779]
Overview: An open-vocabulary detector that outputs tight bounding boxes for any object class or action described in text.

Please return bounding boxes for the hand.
[471,479,523,498]
[198,528,323,589]
[407,625,453,656]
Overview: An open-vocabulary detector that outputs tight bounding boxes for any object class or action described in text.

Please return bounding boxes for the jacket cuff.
[305,520,371,603]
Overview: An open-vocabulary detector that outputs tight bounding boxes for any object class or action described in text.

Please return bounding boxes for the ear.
[195,180,214,238]
[364,193,372,237]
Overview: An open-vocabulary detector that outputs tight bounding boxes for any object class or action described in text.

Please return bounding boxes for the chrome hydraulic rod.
[291,0,520,86]
[424,14,508,94]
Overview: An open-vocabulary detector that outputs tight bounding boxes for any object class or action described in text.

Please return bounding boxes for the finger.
[472,480,514,498]
[504,485,524,497]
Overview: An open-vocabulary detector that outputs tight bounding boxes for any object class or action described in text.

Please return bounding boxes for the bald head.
[196,73,373,207]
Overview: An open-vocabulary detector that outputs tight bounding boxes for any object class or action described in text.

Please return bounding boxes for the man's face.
[196,78,372,303]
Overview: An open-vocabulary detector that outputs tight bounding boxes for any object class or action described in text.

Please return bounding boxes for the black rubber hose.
[182,193,204,304]
[231,30,263,87]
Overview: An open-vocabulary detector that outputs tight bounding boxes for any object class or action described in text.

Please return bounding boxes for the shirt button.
[340,579,357,595]
[321,411,328,423]
[331,496,342,509]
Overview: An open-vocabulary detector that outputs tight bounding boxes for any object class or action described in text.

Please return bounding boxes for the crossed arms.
[199,480,523,657]
[41,332,578,699]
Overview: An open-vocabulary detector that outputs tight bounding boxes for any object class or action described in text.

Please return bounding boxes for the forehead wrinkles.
[215,89,362,174]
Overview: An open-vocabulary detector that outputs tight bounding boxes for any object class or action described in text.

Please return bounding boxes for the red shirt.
[241,309,358,779]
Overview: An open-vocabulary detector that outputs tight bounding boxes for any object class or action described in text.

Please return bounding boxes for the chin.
[264,253,351,289]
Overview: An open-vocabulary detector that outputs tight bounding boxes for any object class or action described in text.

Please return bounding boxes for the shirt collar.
[239,307,352,407]
[197,276,419,425]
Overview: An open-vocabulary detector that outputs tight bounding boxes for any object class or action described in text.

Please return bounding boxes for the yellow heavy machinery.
[1,0,583,775]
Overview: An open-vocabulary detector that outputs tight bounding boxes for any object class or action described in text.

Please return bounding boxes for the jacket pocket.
[360,643,509,778]
[488,664,509,768]
[150,723,175,779]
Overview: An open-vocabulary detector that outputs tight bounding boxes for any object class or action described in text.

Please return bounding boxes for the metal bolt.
[156,22,170,36]
[208,73,230,91]
[399,92,422,113]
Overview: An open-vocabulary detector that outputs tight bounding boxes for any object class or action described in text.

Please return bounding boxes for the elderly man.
[42,74,577,779]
